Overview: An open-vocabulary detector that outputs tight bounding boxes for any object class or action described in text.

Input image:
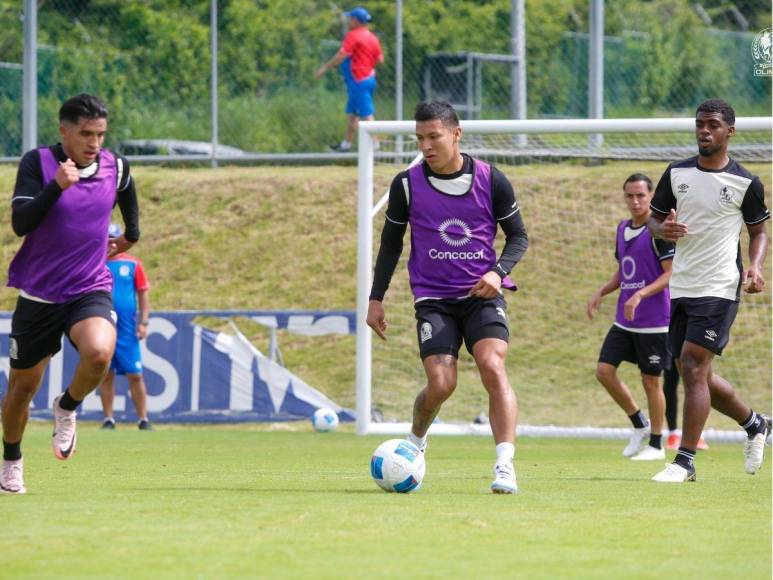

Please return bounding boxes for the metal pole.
[355,123,375,435]
[22,0,37,154]
[395,0,404,154]
[466,53,473,120]
[589,0,604,148]
[512,0,527,145]
[210,0,219,167]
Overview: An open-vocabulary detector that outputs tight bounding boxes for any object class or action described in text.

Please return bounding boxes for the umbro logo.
[496,307,507,320]
[677,183,689,192]
[705,329,717,342]
[648,354,661,364]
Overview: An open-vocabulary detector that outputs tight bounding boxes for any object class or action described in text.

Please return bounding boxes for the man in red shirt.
[315,6,384,152]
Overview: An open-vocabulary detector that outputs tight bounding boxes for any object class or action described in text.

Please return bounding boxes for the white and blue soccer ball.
[311,408,339,432]
[370,439,426,493]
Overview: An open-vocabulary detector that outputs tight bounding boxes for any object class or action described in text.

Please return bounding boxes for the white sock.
[408,431,427,450]
[495,442,515,464]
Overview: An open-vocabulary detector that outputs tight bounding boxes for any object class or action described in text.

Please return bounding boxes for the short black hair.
[623,173,653,192]
[696,99,735,125]
[414,101,459,128]
[59,94,108,125]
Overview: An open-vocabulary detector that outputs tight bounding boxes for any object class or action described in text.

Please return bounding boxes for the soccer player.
[587,174,673,461]
[366,101,528,494]
[99,224,153,431]
[314,6,384,152]
[0,94,140,494]
[648,98,770,483]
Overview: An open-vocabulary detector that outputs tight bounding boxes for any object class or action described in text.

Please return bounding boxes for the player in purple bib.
[367,101,528,494]
[0,94,140,495]
[587,174,674,461]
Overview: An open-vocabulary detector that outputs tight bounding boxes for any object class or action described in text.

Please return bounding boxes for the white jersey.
[650,156,770,301]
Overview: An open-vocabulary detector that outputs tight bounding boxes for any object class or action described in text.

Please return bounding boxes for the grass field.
[1,424,771,579]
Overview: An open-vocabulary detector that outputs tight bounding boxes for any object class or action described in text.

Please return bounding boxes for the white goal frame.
[355,116,772,439]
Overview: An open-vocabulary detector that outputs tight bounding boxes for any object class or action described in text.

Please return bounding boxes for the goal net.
[356,118,772,440]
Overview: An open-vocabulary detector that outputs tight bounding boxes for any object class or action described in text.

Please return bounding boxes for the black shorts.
[670,296,739,357]
[414,295,510,360]
[9,291,116,369]
[598,325,671,376]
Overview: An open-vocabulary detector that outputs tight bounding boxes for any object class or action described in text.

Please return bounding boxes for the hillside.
[0,160,769,428]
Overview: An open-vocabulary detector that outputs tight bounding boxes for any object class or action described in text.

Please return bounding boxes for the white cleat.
[491,461,518,494]
[631,445,666,461]
[652,462,696,483]
[0,459,26,494]
[52,395,77,461]
[743,433,767,475]
[622,426,650,457]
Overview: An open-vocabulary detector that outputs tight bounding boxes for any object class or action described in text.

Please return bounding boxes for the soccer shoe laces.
[494,462,515,478]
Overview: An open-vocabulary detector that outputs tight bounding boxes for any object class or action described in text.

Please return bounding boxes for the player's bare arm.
[647,209,687,242]
[624,259,672,321]
[587,270,620,319]
[366,299,388,340]
[137,289,151,339]
[743,221,769,294]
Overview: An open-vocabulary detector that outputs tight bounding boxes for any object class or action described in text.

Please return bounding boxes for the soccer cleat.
[743,415,771,475]
[652,462,696,483]
[666,432,681,450]
[490,461,518,494]
[631,445,666,461]
[329,143,351,153]
[622,426,650,457]
[52,395,77,461]
[0,459,26,494]
[100,418,116,430]
[138,419,154,431]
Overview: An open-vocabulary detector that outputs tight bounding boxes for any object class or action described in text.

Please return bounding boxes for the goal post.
[356,117,772,438]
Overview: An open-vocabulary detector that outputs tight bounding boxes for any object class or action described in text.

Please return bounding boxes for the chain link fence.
[0,0,770,159]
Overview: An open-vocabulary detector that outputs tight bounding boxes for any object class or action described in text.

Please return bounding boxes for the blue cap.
[346,7,371,23]
[108,223,123,238]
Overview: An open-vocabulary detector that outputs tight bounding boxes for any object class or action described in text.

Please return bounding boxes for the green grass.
[1,424,770,578]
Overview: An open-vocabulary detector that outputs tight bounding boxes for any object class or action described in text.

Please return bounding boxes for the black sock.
[649,434,663,450]
[3,439,22,461]
[740,411,764,438]
[58,389,82,412]
[663,365,679,432]
[628,410,648,429]
[674,447,695,470]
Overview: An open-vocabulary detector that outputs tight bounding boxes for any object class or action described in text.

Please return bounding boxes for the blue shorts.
[346,75,377,117]
[111,332,142,375]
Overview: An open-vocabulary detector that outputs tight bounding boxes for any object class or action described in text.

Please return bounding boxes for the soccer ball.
[311,408,339,432]
[370,439,425,493]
